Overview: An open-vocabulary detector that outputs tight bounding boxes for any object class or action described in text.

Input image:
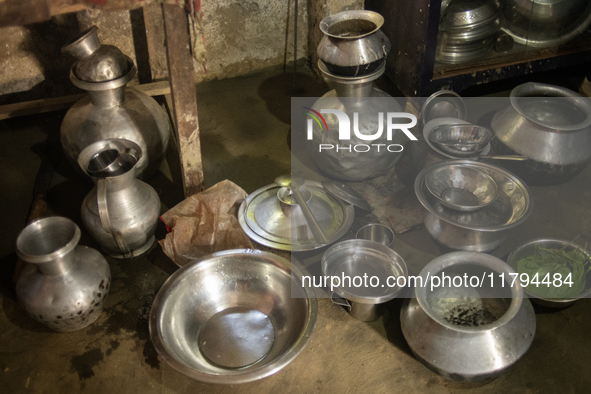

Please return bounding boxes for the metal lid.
[321,180,372,211]
[238,180,354,251]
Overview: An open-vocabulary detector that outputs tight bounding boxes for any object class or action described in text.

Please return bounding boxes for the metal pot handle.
[331,292,351,311]
[97,179,131,257]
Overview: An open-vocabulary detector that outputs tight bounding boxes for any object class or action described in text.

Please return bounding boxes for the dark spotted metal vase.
[15,217,111,332]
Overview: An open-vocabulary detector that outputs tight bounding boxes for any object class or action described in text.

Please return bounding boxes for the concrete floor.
[1,66,591,393]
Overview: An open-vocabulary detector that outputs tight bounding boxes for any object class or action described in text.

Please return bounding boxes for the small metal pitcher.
[79,139,161,258]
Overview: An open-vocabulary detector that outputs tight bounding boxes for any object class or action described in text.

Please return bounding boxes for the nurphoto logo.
[304,108,418,153]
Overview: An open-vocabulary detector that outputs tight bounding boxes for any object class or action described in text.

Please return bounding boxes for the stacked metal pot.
[436,0,502,63]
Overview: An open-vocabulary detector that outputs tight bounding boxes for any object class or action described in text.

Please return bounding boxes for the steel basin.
[149,249,317,384]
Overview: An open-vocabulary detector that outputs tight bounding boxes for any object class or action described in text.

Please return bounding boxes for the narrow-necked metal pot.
[491,82,591,185]
[317,10,390,76]
[401,252,536,381]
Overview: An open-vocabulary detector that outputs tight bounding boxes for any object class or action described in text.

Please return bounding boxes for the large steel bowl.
[149,249,317,384]
[507,238,591,308]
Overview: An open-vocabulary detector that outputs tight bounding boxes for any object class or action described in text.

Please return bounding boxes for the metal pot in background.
[401,251,536,381]
[15,217,111,332]
[491,82,591,185]
[61,28,170,179]
[62,26,128,83]
[79,139,161,258]
[317,10,391,76]
[501,0,591,48]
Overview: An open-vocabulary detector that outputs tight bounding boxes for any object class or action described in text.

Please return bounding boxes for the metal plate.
[415,160,533,231]
[321,180,373,211]
[238,180,355,251]
[421,90,468,126]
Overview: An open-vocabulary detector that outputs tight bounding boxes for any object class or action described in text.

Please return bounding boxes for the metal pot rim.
[149,249,318,384]
[320,10,384,39]
[16,217,81,264]
[415,251,524,332]
[318,59,385,85]
[509,82,591,131]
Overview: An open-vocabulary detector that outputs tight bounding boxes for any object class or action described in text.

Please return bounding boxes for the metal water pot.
[401,252,536,381]
[491,82,591,185]
[15,217,111,332]
[306,62,406,181]
[317,10,391,76]
[61,27,170,179]
[79,139,161,258]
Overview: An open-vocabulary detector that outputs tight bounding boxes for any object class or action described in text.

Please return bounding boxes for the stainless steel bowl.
[149,249,317,384]
[415,160,533,252]
[507,239,591,308]
[425,163,499,211]
[428,124,495,157]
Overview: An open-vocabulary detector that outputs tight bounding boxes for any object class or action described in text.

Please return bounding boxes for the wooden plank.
[162,4,204,197]
[0,81,171,120]
[143,3,169,81]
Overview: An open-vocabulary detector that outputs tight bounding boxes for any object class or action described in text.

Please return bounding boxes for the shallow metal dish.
[428,124,495,157]
[425,163,499,211]
[507,239,591,308]
[149,249,317,384]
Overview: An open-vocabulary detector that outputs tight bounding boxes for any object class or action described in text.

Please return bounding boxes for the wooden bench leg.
[162,4,204,197]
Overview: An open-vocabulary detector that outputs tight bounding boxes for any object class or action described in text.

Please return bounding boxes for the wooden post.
[162,4,204,197]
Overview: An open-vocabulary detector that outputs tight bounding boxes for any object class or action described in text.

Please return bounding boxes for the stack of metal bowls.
[436,0,502,64]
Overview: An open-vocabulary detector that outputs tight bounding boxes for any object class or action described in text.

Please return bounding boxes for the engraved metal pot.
[15,217,111,332]
[79,139,160,258]
[61,31,170,179]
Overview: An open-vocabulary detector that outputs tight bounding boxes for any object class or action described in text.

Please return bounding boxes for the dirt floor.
[0,66,590,393]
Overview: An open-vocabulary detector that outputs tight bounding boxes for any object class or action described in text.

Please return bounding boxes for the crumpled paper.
[159,180,254,266]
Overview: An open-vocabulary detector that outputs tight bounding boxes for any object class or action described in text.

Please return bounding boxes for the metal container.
[428,124,494,157]
[415,160,533,252]
[491,82,591,185]
[321,239,408,321]
[356,223,394,246]
[15,217,111,332]
[62,26,128,82]
[501,0,591,48]
[306,61,406,181]
[425,163,499,211]
[317,10,391,76]
[401,251,536,381]
[149,249,317,384]
[61,30,170,179]
[507,238,591,308]
[79,139,160,258]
